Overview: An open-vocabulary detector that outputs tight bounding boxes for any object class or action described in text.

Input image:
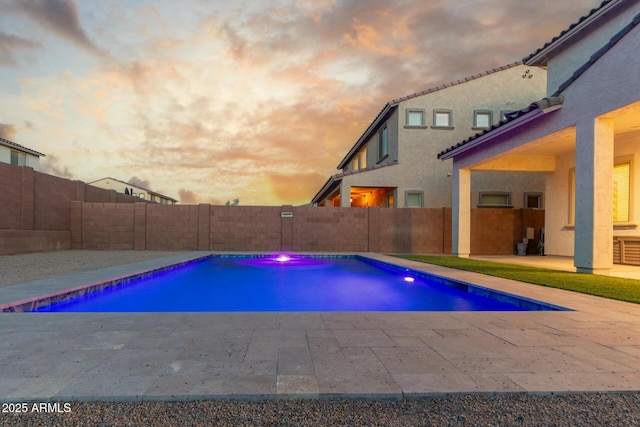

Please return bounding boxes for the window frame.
[10,150,26,166]
[378,125,388,161]
[431,109,454,129]
[405,108,427,128]
[473,110,493,130]
[524,192,543,209]
[404,190,424,208]
[478,191,512,208]
[613,157,633,223]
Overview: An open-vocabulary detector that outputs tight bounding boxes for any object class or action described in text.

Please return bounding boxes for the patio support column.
[340,183,351,207]
[452,165,471,258]
[574,116,614,274]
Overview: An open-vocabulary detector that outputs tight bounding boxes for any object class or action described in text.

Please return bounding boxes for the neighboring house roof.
[437,96,563,160]
[337,62,524,170]
[88,177,178,202]
[524,0,620,65]
[0,137,46,157]
[311,160,398,204]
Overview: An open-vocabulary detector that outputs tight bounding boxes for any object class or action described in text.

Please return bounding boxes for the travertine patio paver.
[1,251,640,401]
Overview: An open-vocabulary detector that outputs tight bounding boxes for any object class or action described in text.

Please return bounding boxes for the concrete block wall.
[80,203,135,250]
[146,204,199,250]
[0,162,151,254]
[209,205,282,252]
[72,202,540,255]
[0,164,24,230]
[292,206,369,252]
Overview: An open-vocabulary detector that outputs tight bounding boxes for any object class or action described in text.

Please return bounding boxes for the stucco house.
[0,137,45,170]
[312,63,548,209]
[88,177,177,204]
[439,0,640,274]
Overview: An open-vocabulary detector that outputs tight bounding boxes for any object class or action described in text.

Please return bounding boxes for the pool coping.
[2,251,640,401]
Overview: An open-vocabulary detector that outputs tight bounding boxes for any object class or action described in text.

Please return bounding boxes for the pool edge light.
[275,255,291,263]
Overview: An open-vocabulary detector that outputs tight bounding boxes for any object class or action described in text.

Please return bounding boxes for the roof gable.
[337,62,524,169]
[524,0,623,65]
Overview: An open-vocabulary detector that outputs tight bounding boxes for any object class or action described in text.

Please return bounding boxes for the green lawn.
[392,255,640,304]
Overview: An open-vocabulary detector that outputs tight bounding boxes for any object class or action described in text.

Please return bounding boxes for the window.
[405,191,424,208]
[406,109,425,127]
[473,110,493,129]
[378,126,388,160]
[386,194,394,208]
[360,148,367,169]
[524,192,543,209]
[569,168,576,225]
[614,162,630,222]
[432,109,453,128]
[10,150,26,166]
[478,192,512,207]
[569,161,632,225]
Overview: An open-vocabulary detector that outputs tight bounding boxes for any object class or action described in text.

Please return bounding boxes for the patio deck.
[1,251,640,401]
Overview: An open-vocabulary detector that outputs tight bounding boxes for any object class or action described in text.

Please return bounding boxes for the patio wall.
[0,162,148,255]
[70,201,544,255]
[0,162,544,255]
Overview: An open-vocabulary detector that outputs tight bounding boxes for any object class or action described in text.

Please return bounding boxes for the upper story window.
[405,109,426,127]
[378,126,388,161]
[473,110,493,129]
[432,109,453,129]
[351,148,367,171]
[10,150,26,166]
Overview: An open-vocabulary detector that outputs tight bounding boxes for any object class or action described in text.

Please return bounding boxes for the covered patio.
[439,4,640,275]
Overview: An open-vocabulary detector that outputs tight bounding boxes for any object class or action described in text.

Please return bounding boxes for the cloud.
[268,172,327,206]
[178,188,198,204]
[0,123,16,139]
[128,176,151,190]
[40,154,74,179]
[9,0,108,57]
[0,31,41,66]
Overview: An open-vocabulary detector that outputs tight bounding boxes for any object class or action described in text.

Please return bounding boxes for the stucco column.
[340,183,351,207]
[452,165,471,257]
[574,116,614,274]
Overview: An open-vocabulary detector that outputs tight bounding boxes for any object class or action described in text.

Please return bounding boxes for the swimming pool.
[31,255,567,312]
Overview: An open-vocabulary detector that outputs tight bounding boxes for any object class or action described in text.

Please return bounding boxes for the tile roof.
[524,0,620,64]
[437,96,564,159]
[0,137,46,157]
[337,62,524,169]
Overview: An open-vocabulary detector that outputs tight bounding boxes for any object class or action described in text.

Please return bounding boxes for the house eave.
[438,99,563,161]
[525,0,623,66]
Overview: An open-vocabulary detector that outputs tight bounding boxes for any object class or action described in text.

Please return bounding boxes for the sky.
[0,0,604,206]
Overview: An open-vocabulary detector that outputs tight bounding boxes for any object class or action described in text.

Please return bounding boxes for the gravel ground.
[2,250,640,425]
[0,250,187,287]
[1,394,640,426]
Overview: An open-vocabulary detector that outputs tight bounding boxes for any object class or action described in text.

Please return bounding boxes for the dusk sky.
[0,0,603,206]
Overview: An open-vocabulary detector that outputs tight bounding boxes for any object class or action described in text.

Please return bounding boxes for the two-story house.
[88,177,177,204]
[440,0,640,273]
[312,62,547,209]
[0,137,45,170]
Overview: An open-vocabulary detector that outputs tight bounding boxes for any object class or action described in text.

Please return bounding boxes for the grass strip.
[392,255,640,304]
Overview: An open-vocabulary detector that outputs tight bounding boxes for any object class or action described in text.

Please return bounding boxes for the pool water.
[32,255,555,312]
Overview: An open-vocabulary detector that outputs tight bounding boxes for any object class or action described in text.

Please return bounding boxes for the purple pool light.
[236,254,330,268]
[403,276,415,283]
